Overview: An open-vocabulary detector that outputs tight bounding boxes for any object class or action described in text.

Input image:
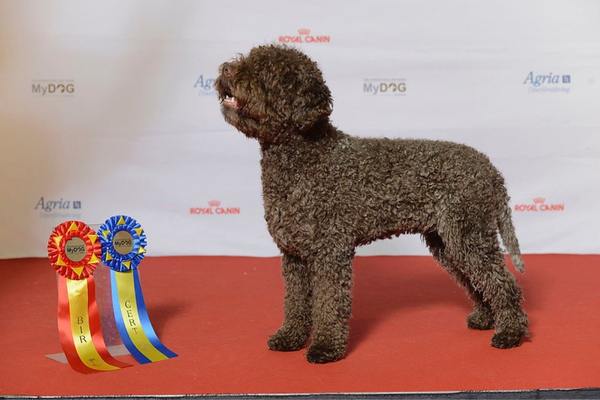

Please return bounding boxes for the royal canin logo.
[190,200,240,215]
[514,197,565,212]
[278,28,331,44]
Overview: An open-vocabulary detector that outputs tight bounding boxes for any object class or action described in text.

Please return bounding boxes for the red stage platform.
[0,255,599,396]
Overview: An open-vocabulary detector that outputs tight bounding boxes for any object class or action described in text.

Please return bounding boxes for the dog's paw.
[306,344,346,364]
[491,311,528,348]
[491,329,526,349]
[267,329,308,352]
[467,306,495,330]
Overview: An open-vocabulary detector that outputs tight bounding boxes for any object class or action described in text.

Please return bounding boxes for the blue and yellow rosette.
[99,215,177,364]
[48,220,131,373]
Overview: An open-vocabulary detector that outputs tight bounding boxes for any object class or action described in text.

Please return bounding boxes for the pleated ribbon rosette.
[48,220,131,373]
[99,215,177,364]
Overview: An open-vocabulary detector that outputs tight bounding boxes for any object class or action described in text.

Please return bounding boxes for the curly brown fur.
[216,44,528,363]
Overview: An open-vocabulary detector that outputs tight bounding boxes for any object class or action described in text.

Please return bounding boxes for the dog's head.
[215,45,332,143]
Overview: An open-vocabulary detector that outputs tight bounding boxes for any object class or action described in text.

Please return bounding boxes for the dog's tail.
[497,193,525,273]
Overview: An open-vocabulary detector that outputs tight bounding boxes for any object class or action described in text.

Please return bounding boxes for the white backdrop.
[1,0,599,258]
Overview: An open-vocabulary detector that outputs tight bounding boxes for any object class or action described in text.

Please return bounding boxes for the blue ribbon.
[101,215,177,364]
[131,268,177,358]
[110,269,149,363]
[110,269,177,364]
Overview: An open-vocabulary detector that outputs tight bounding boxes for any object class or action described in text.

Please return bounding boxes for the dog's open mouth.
[218,84,239,110]
[221,94,238,109]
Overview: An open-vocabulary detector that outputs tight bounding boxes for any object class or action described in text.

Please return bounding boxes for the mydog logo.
[32,79,75,96]
[363,78,407,96]
[66,244,86,256]
[523,72,572,93]
[194,74,216,96]
[278,28,331,44]
[113,239,132,247]
[190,200,241,215]
[34,196,82,216]
[514,197,565,212]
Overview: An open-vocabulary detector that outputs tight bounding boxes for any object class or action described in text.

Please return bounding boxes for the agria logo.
[34,196,82,217]
[363,78,407,96]
[523,72,572,93]
[32,79,75,96]
[194,74,216,96]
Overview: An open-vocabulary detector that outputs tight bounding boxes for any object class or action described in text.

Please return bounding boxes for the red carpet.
[0,255,599,395]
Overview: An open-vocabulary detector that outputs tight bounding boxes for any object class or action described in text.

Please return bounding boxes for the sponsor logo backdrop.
[1,0,599,258]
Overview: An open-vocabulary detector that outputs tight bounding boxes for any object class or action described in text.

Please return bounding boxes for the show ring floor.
[0,255,599,396]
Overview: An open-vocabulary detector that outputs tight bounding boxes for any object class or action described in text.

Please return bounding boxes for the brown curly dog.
[215,44,528,363]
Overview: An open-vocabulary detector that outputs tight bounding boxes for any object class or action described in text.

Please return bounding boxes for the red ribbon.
[56,276,130,373]
[50,220,131,373]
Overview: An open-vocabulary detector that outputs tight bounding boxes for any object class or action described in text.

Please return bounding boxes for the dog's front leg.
[268,253,312,352]
[306,247,354,363]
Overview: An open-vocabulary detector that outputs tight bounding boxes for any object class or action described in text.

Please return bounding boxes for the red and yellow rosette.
[48,220,131,373]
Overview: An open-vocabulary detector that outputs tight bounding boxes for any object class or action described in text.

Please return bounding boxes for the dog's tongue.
[223,96,238,109]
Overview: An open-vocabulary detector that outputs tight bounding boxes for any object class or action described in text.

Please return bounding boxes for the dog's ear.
[264,49,332,136]
[245,45,333,140]
[289,72,332,134]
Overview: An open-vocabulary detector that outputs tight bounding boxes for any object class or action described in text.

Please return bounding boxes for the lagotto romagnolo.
[215,44,528,363]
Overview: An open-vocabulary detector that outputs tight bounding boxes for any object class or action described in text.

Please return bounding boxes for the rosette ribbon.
[48,221,131,373]
[99,215,177,364]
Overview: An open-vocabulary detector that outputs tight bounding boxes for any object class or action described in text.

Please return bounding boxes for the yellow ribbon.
[66,279,120,371]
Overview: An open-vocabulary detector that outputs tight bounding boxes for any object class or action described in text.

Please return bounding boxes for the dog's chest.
[260,153,319,255]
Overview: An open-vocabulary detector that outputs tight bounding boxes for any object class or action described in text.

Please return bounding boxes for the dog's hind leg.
[268,253,313,352]
[423,231,495,330]
[443,228,528,348]
[306,246,354,363]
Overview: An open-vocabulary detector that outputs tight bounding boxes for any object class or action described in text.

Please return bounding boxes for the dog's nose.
[222,62,234,78]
